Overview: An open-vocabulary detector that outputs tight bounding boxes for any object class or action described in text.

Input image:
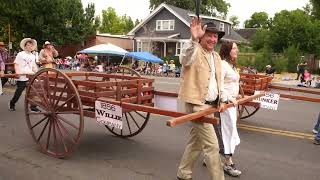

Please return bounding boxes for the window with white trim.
[175,42,184,56]
[137,41,149,52]
[156,20,175,31]
[219,22,224,31]
[137,41,142,51]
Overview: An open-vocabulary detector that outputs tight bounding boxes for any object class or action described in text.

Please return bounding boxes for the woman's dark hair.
[219,41,237,66]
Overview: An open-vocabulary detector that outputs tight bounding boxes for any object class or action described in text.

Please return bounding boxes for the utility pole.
[8,24,11,56]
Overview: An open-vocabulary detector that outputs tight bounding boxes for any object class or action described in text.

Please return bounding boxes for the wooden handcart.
[21,67,262,158]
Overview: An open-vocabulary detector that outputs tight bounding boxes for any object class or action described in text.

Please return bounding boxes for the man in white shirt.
[9,38,39,112]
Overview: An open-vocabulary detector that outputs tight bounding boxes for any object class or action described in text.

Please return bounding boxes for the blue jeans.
[314,112,320,140]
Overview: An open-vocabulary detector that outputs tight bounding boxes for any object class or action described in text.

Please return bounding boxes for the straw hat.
[266,65,271,68]
[0,42,4,46]
[20,38,37,51]
[43,41,53,48]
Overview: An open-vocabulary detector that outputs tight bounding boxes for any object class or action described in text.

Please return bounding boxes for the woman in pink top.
[303,69,312,87]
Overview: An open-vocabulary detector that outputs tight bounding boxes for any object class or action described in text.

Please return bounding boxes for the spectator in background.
[302,69,312,87]
[0,41,9,90]
[312,112,320,145]
[39,41,58,68]
[162,61,169,76]
[131,60,139,71]
[296,61,307,80]
[265,65,275,76]
[0,42,6,95]
[8,38,39,112]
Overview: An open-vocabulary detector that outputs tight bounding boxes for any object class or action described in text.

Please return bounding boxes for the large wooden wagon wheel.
[237,85,260,120]
[105,66,151,137]
[25,68,84,158]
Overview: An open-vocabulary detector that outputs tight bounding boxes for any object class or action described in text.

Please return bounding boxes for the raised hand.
[190,17,206,42]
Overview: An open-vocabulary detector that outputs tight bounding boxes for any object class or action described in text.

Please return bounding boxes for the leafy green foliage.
[0,0,98,50]
[99,7,135,35]
[310,0,320,19]
[284,45,301,73]
[149,0,230,17]
[270,9,320,54]
[244,12,271,29]
[229,15,239,29]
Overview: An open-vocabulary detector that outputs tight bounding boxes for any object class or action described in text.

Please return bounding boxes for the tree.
[251,29,272,51]
[99,8,135,34]
[244,12,270,29]
[149,0,230,17]
[135,19,141,26]
[0,0,99,49]
[229,15,239,29]
[269,9,319,54]
[310,0,320,19]
[99,7,121,34]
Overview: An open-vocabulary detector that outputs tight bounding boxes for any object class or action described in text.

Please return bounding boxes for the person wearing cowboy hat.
[8,38,39,112]
[39,41,58,68]
[265,64,275,76]
[0,41,8,95]
[176,17,225,180]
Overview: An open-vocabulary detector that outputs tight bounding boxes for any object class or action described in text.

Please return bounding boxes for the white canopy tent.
[78,43,128,56]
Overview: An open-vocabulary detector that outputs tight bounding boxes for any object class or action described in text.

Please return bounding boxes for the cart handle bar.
[166,93,264,127]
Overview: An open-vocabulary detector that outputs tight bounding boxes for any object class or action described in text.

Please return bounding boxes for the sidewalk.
[270,73,320,90]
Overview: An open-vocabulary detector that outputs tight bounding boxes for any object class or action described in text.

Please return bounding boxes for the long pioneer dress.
[220,60,240,155]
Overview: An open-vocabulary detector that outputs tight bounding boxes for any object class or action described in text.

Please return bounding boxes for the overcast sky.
[82,0,309,28]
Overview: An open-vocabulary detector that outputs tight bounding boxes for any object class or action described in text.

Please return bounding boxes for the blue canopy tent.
[126,52,163,63]
[120,51,163,66]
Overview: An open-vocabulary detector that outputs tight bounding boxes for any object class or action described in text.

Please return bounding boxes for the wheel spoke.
[36,118,50,142]
[29,84,49,109]
[52,119,58,155]
[55,119,69,153]
[56,120,77,144]
[56,111,79,114]
[128,112,140,129]
[54,83,68,108]
[38,76,53,108]
[27,112,48,115]
[244,106,250,115]
[46,119,53,149]
[133,111,147,119]
[31,116,48,129]
[56,114,79,130]
[55,94,76,112]
[26,98,48,111]
[124,113,132,134]
[51,73,59,105]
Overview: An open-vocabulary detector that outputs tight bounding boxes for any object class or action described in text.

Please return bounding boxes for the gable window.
[219,22,224,31]
[175,42,184,56]
[156,20,175,31]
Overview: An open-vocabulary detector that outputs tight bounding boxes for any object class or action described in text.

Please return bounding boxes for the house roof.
[128,3,245,43]
[235,28,258,41]
[223,30,248,43]
[128,3,230,36]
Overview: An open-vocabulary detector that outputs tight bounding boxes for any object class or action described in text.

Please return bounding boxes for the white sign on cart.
[95,100,123,129]
[254,91,280,110]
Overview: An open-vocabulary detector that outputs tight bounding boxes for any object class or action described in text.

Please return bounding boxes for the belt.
[204,98,219,105]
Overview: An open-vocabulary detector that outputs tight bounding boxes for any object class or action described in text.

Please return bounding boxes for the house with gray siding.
[128,3,247,58]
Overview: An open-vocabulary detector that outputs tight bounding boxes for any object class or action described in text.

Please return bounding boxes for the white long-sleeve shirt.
[220,60,239,102]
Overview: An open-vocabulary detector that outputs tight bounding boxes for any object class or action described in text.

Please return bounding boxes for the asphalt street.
[0,76,319,180]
